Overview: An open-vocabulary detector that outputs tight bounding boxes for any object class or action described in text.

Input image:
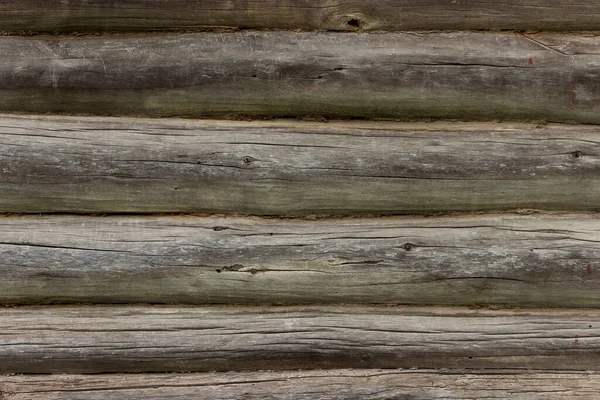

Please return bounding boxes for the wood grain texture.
[2,213,600,307]
[2,32,600,122]
[2,0,600,32]
[1,306,599,373]
[2,370,599,399]
[2,116,600,215]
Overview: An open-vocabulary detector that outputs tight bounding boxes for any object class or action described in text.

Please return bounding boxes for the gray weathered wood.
[2,213,600,307]
[2,116,600,214]
[1,306,599,373]
[2,369,599,399]
[2,32,600,122]
[2,0,600,33]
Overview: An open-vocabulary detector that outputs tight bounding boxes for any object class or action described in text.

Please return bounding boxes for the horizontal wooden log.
[2,213,600,307]
[2,370,599,399]
[1,306,600,373]
[2,32,600,122]
[3,116,600,214]
[3,1,600,33]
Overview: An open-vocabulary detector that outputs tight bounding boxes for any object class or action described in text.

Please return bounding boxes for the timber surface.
[2,0,600,32]
[2,213,600,307]
[2,116,600,214]
[1,32,600,122]
[2,370,599,399]
[1,306,599,373]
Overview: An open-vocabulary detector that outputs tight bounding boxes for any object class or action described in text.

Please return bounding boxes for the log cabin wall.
[1,1,600,398]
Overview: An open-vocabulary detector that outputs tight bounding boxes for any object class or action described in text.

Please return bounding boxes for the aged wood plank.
[2,0,600,33]
[2,370,599,399]
[1,32,600,122]
[2,116,600,214]
[2,213,600,307]
[0,306,599,373]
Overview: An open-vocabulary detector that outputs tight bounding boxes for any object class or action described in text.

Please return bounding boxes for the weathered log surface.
[2,32,600,122]
[2,116,600,215]
[2,0,600,33]
[2,213,600,307]
[2,370,599,399]
[1,306,599,373]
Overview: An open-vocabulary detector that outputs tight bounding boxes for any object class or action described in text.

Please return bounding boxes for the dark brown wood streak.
[2,0,600,32]
[0,32,599,122]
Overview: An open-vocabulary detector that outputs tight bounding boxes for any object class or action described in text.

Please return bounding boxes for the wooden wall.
[2,1,600,397]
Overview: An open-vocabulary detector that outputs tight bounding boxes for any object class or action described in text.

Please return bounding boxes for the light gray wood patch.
[2,369,599,399]
[1,213,600,307]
